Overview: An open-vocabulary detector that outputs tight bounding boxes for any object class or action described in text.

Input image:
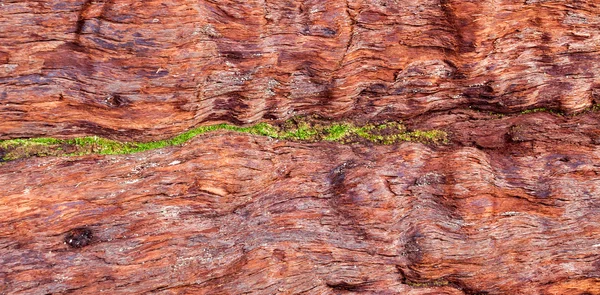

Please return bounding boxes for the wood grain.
[1,0,599,140]
[2,0,600,294]
[1,131,600,294]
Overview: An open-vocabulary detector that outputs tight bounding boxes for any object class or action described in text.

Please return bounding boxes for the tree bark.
[2,0,599,140]
[1,0,600,294]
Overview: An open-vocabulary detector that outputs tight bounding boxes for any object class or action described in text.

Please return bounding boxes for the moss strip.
[0,121,448,162]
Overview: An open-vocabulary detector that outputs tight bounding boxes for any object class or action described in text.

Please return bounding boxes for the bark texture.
[1,132,600,294]
[1,0,599,140]
[1,0,600,294]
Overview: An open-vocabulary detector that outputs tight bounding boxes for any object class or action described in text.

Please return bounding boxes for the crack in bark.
[74,0,112,44]
[338,0,356,71]
[74,0,94,44]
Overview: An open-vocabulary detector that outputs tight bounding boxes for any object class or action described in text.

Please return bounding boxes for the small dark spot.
[75,18,86,36]
[321,27,337,37]
[541,32,552,42]
[64,227,93,248]
[262,112,278,120]
[222,51,244,60]
[459,40,476,53]
[451,71,467,80]
[300,26,311,35]
[105,94,127,107]
[301,26,337,38]
[393,69,404,80]
[329,162,351,189]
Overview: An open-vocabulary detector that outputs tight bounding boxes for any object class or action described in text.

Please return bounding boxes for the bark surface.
[1,0,599,140]
[1,1,600,294]
[2,132,600,294]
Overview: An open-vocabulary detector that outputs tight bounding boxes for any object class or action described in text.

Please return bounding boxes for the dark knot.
[64,227,93,248]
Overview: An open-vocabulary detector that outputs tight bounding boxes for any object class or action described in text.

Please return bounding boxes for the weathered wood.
[1,132,600,294]
[1,0,599,140]
[2,0,600,294]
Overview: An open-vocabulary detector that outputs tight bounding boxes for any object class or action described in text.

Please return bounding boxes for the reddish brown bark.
[1,0,599,140]
[1,132,600,294]
[1,0,600,294]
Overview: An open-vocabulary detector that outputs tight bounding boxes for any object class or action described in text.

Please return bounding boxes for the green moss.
[409,129,449,144]
[349,122,447,145]
[247,122,280,138]
[323,124,351,141]
[280,122,319,140]
[520,107,564,115]
[521,108,548,114]
[0,137,60,149]
[0,120,448,162]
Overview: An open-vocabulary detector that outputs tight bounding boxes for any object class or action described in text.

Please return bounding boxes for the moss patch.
[0,119,448,162]
[275,117,448,145]
[405,278,450,288]
[520,107,563,115]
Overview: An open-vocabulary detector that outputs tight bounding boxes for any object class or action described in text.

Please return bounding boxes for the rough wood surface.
[1,132,600,294]
[1,0,600,140]
[2,0,600,294]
